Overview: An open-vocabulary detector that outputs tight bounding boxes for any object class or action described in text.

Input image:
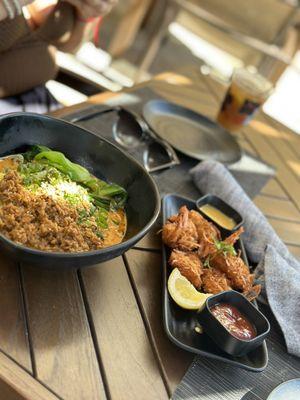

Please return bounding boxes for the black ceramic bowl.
[198,291,270,357]
[0,112,160,268]
[196,194,243,235]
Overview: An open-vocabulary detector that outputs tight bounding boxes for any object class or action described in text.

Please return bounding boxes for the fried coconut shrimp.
[169,249,203,288]
[189,210,221,258]
[209,225,258,294]
[210,253,260,300]
[202,268,232,294]
[162,206,199,251]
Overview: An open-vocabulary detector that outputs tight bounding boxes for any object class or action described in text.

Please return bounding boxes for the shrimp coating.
[205,226,261,296]
[210,252,255,293]
[162,206,199,251]
[202,268,232,294]
[189,210,220,258]
[243,284,262,302]
[169,249,203,288]
[223,226,244,246]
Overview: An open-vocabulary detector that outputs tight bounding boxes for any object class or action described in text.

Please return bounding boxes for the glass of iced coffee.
[217,68,273,131]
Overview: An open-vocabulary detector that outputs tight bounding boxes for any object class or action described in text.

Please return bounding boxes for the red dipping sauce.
[210,303,256,340]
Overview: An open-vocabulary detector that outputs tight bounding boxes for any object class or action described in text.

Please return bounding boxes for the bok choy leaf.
[23,145,51,161]
[28,146,127,210]
[35,151,90,182]
[84,178,127,210]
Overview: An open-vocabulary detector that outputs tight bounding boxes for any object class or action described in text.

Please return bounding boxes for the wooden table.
[1,68,300,400]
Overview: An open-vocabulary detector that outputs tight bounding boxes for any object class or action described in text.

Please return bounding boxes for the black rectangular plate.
[162,193,268,372]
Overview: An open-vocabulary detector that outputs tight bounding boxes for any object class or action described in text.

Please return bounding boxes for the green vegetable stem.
[26,145,127,212]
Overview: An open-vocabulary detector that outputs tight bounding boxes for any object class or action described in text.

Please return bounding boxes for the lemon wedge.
[167,268,212,310]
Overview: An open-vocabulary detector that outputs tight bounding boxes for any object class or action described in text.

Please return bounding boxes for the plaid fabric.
[0,85,60,114]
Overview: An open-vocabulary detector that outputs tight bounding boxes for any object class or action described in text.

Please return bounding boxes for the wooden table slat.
[263,113,300,160]
[124,250,194,394]
[268,218,300,246]
[237,137,258,156]
[21,265,106,400]
[134,219,162,251]
[0,257,32,373]
[254,195,300,222]
[0,350,59,400]
[81,256,169,400]
[150,81,218,121]
[242,123,300,210]
[260,178,289,199]
[287,244,300,259]
[252,115,300,181]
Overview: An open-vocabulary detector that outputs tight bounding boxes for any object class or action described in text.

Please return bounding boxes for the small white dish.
[267,379,300,400]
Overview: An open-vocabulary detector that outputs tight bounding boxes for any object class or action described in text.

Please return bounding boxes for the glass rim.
[231,67,274,99]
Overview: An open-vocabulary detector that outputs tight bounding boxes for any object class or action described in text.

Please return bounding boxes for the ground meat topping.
[0,171,104,252]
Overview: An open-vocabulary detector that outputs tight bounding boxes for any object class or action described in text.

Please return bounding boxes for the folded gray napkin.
[190,160,300,357]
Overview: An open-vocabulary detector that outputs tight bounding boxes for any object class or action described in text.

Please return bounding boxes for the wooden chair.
[135,0,300,83]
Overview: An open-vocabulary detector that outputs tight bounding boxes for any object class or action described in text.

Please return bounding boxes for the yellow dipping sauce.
[200,204,236,230]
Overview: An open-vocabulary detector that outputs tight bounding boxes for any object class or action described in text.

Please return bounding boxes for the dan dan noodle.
[0,146,127,252]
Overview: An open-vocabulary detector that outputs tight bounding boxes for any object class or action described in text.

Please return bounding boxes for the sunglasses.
[70,106,180,173]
